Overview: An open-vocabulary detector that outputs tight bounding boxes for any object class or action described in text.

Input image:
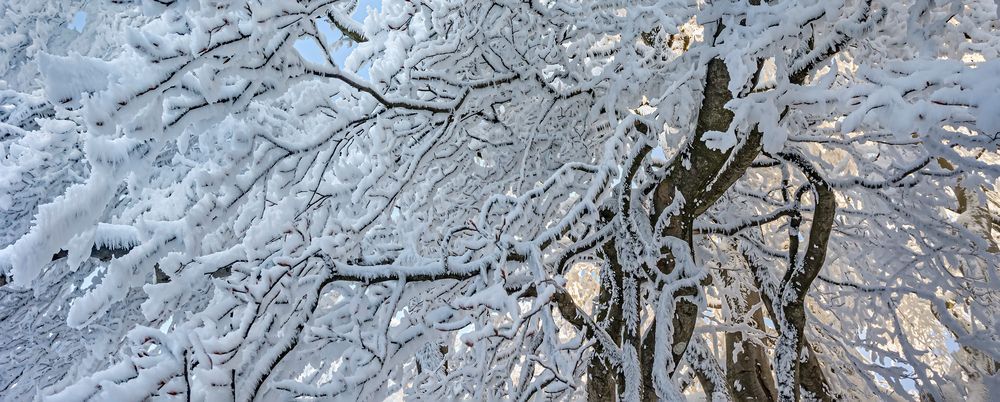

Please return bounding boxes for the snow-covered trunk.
[586,353,619,402]
[723,272,778,402]
[639,218,701,402]
[771,153,836,402]
[744,251,835,402]
[586,241,626,402]
[687,334,734,401]
[774,301,806,402]
[797,341,835,402]
[637,57,766,401]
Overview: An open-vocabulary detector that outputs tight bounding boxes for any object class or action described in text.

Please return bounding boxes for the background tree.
[1,0,998,401]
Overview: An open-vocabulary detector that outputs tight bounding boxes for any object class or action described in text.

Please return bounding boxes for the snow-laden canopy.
[1,0,998,401]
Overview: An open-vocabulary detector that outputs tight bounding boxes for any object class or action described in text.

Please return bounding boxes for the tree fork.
[639,56,766,401]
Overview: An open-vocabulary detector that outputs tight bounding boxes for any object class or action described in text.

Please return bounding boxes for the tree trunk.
[592,52,767,402]
[586,242,625,401]
[770,154,837,402]
[640,57,765,401]
[724,273,779,402]
[743,251,836,402]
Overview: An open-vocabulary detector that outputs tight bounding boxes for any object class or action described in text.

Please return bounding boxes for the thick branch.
[776,151,836,300]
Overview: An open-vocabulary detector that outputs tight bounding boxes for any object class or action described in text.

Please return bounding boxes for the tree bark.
[743,250,836,402]
[589,34,768,402]
[769,152,837,402]
[639,56,766,401]
[586,241,626,402]
[689,334,735,400]
[724,272,779,402]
